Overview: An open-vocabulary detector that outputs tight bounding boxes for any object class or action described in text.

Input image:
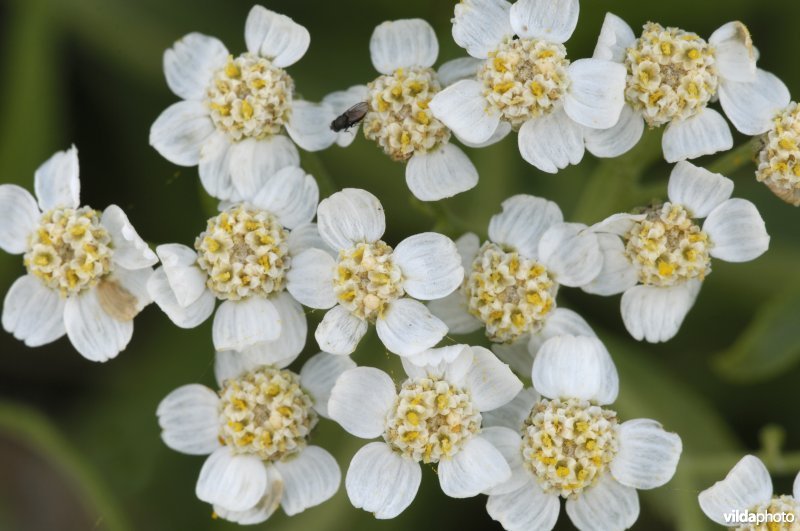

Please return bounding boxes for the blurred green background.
[1,0,799,529]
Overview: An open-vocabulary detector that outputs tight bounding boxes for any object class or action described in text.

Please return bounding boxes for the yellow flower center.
[757,102,800,206]
[334,241,404,321]
[384,377,481,464]
[736,496,800,531]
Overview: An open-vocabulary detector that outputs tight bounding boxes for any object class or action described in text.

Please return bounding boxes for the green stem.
[706,138,760,176]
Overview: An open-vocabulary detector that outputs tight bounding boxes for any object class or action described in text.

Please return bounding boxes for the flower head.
[484,335,682,531]
[322,19,481,201]
[588,161,770,343]
[430,0,627,173]
[147,166,320,357]
[150,5,338,202]
[327,344,522,518]
[285,188,464,357]
[0,146,157,361]
[157,349,354,524]
[699,455,800,530]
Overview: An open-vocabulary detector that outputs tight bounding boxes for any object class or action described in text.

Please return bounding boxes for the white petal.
[538,222,602,287]
[164,33,228,100]
[154,243,205,308]
[101,205,158,270]
[709,22,756,83]
[314,306,368,355]
[510,0,579,43]
[147,267,215,328]
[438,435,511,498]
[317,188,385,251]
[64,289,133,362]
[0,185,37,255]
[593,13,635,63]
[565,59,626,129]
[156,384,220,455]
[212,297,281,352]
[456,232,481,269]
[662,108,733,163]
[464,346,522,411]
[109,266,153,316]
[488,194,563,258]
[213,465,282,525]
[285,100,339,152]
[667,161,734,218]
[274,446,340,515]
[492,339,535,378]
[328,367,396,438]
[621,281,701,343]
[2,275,65,347]
[405,145,478,201]
[584,105,644,158]
[482,387,539,431]
[528,307,596,355]
[429,79,500,145]
[322,85,369,147]
[251,166,319,229]
[286,248,336,309]
[610,419,682,490]
[590,212,646,236]
[719,69,791,136]
[197,131,235,199]
[455,119,512,148]
[402,344,472,377]
[487,480,561,531]
[482,427,529,496]
[427,290,483,335]
[214,349,295,387]
[287,223,334,257]
[241,291,308,363]
[345,442,421,519]
[794,470,800,501]
[196,447,268,512]
[300,352,357,418]
[582,233,638,296]
[244,5,309,67]
[698,455,772,525]
[437,57,484,87]
[394,232,463,300]
[150,101,214,167]
[370,19,438,74]
[704,198,769,262]
[518,107,585,173]
[452,0,512,59]
[225,135,300,202]
[532,335,618,405]
[34,145,80,210]
[565,475,639,531]
[376,298,447,357]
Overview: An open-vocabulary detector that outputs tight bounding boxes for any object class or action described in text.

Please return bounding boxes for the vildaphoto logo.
[723,509,796,525]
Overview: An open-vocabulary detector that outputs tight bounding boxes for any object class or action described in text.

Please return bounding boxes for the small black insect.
[330,101,369,132]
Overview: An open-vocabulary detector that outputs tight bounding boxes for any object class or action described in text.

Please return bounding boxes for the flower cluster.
[1,1,797,530]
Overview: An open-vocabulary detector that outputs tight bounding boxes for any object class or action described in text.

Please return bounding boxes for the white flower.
[589,161,770,343]
[149,5,337,202]
[147,166,321,356]
[427,194,601,376]
[0,146,157,362]
[322,19,482,201]
[429,0,627,173]
[593,13,787,163]
[484,335,682,531]
[327,344,522,518]
[157,349,353,524]
[286,188,463,357]
[756,98,800,207]
[699,455,800,529]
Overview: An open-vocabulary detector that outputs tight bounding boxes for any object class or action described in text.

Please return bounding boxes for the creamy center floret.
[334,241,404,321]
[736,496,800,531]
[757,102,800,206]
[479,37,571,129]
[24,207,113,296]
[363,67,450,161]
[624,22,717,127]
[522,398,618,497]
[465,242,557,343]
[384,376,481,464]
[625,203,711,287]
[206,53,293,141]
[219,366,317,461]
[195,206,289,301]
